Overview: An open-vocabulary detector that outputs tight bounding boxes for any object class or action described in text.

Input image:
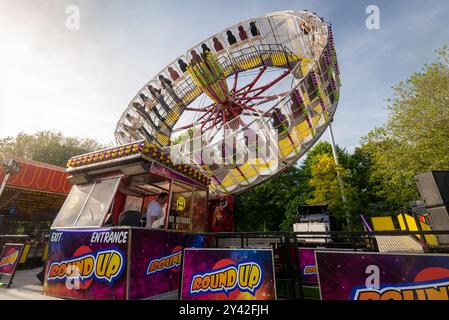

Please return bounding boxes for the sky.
[0,0,448,152]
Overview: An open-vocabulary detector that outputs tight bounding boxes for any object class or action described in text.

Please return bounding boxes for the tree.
[360,45,449,209]
[306,153,362,229]
[0,131,107,167]
[235,165,305,232]
[307,154,345,208]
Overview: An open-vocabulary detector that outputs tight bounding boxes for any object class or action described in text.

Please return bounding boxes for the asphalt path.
[0,268,59,300]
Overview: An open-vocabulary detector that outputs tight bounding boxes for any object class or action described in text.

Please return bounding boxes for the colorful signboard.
[43,228,129,300]
[181,248,276,300]
[129,230,205,300]
[177,196,186,211]
[316,251,449,300]
[0,243,24,276]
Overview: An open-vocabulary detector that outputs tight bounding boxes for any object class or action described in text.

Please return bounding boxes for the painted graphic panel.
[43,228,129,300]
[181,248,276,300]
[129,230,205,300]
[316,251,449,300]
[0,244,24,276]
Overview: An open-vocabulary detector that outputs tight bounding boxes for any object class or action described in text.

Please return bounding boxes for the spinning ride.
[115,10,341,196]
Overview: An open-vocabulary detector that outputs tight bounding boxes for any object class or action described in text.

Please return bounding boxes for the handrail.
[0,234,29,239]
[198,230,449,237]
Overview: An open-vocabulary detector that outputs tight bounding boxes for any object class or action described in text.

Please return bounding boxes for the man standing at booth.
[146,192,169,229]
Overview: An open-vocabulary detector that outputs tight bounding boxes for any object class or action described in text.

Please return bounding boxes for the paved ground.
[0,268,59,300]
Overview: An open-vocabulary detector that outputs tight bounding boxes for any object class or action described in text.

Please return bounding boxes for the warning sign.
[177,196,186,211]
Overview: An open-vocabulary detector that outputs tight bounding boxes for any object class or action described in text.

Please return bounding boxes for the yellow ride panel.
[156,133,170,146]
[235,57,263,71]
[397,213,438,246]
[371,216,396,231]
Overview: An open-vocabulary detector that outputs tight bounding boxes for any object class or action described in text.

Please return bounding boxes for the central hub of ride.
[188,51,245,129]
[188,51,230,104]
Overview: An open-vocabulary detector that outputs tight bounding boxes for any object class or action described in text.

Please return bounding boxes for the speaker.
[415,171,449,207]
[427,205,449,245]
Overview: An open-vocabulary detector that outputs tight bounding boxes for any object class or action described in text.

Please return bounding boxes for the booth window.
[123,196,143,212]
[191,189,208,232]
[168,182,193,231]
[51,183,93,228]
[52,177,120,228]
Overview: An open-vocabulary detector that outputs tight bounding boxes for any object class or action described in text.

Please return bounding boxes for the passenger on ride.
[178,59,188,73]
[226,30,237,45]
[249,21,260,37]
[139,92,166,124]
[168,67,180,81]
[132,102,159,129]
[117,131,133,144]
[300,20,312,35]
[213,37,224,52]
[271,109,289,135]
[124,114,161,146]
[190,50,202,65]
[159,75,173,86]
[289,92,305,121]
[123,113,143,140]
[138,126,157,144]
[238,25,248,41]
[201,43,211,54]
[147,84,171,114]
[158,74,183,105]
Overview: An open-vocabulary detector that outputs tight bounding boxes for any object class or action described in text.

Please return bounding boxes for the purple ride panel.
[316,251,449,300]
[44,228,129,300]
[129,229,205,299]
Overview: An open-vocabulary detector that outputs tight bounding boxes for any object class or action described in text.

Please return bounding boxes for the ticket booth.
[43,140,210,300]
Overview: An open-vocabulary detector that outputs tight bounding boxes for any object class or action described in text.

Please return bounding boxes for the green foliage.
[0,131,107,167]
[171,128,194,145]
[235,166,304,232]
[360,45,449,209]
[306,153,365,230]
[307,154,346,207]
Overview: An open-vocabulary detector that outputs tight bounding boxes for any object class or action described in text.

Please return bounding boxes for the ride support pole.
[328,122,351,229]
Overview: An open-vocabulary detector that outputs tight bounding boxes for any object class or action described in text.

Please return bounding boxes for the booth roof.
[66,140,211,186]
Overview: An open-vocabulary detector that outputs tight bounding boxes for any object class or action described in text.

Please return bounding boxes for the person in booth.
[146,192,169,229]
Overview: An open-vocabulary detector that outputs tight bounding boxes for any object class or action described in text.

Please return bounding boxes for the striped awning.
[0,157,71,220]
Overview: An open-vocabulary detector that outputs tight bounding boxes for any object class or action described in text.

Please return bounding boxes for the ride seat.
[118,210,142,227]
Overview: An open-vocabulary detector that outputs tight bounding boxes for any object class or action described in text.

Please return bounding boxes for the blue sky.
[0,0,448,152]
